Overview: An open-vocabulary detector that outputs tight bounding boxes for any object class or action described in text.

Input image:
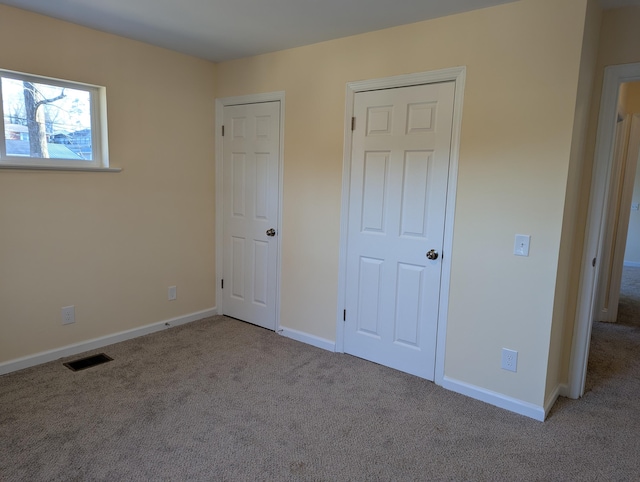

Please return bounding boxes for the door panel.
[357,256,384,337]
[401,150,431,236]
[223,102,280,330]
[394,262,423,347]
[362,152,389,232]
[344,82,455,380]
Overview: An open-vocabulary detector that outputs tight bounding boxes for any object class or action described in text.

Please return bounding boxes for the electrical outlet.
[501,348,518,372]
[168,286,177,301]
[61,306,75,325]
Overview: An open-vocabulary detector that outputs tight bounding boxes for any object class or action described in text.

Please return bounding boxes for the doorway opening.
[570,63,640,398]
[587,81,640,393]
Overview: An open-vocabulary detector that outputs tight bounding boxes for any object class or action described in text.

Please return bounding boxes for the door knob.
[426,249,439,260]
[266,228,276,237]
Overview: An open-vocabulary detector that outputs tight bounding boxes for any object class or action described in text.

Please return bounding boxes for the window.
[0,69,112,170]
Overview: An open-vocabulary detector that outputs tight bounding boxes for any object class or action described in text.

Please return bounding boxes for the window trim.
[0,68,117,172]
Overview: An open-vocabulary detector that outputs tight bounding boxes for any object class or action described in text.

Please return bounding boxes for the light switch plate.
[514,234,531,257]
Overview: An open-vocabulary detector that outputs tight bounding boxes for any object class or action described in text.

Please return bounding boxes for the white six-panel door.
[222,102,280,330]
[344,82,455,380]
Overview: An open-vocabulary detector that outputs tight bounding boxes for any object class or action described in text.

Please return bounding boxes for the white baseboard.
[441,375,546,421]
[544,383,567,416]
[623,261,640,267]
[558,383,573,399]
[0,307,217,376]
[278,326,336,352]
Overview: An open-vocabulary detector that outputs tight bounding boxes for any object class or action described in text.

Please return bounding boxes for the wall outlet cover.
[62,305,75,325]
[501,348,518,372]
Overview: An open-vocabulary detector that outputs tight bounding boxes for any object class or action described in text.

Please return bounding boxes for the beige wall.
[554,6,640,388]
[594,8,640,282]
[578,6,640,218]
[0,0,601,412]
[546,0,602,403]
[623,83,640,114]
[0,6,217,363]
[596,7,640,68]
[216,0,589,406]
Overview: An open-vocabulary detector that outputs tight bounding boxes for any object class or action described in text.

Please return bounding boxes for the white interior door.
[595,114,631,322]
[343,82,455,380]
[605,114,640,321]
[222,101,280,330]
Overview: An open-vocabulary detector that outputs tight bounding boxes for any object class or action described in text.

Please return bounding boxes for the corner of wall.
[547,0,602,403]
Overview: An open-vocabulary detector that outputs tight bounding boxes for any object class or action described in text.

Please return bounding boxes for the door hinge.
[592,257,597,267]
[221,279,224,289]
[343,309,346,321]
[351,117,356,131]
[222,125,225,136]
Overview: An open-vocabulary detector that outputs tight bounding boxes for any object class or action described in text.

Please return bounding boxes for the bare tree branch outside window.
[22,81,66,158]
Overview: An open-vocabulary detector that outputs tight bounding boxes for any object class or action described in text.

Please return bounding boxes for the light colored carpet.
[2,273,640,480]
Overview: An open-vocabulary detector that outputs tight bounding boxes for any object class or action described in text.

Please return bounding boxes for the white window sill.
[0,164,121,172]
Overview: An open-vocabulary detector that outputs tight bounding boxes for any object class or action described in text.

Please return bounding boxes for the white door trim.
[335,67,466,386]
[568,62,640,399]
[215,92,285,331]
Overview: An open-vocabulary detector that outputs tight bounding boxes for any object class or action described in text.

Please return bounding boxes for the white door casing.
[220,100,281,330]
[343,81,456,380]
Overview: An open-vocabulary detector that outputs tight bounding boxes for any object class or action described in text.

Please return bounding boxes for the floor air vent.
[64,353,113,372]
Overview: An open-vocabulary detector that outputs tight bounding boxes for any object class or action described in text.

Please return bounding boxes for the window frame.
[0,68,114,171]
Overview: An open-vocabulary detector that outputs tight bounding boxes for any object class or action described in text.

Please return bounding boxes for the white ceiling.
[0,0,639,62]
